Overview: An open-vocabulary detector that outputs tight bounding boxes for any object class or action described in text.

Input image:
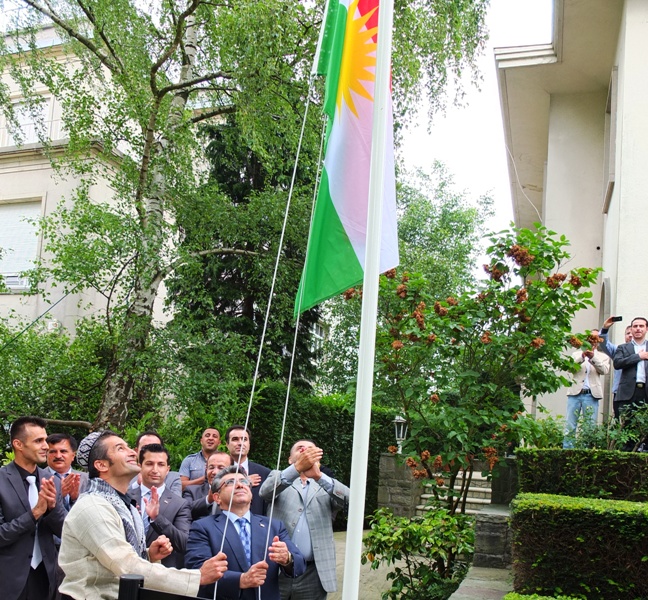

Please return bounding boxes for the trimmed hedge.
[248,383,395,525]
[504,594,580,600]
[516,448,648,500]
[511,492,648,599]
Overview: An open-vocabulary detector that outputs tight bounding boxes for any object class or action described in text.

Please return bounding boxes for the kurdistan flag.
[295,0,398,315]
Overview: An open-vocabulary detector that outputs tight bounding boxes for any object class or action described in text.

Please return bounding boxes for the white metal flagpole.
[341,0,395,596]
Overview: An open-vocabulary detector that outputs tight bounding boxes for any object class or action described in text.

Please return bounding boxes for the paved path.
[328,531,512,600]
[329,530,392,599]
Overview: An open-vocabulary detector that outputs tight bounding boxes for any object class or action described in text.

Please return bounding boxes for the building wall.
[1,26,171,334]
[0,147,114,332]
[610,0,648,335]
[534,91,607,417]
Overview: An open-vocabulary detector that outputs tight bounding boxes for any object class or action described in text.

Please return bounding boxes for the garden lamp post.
[393,415,408,454]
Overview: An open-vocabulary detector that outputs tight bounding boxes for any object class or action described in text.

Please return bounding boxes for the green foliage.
[362,507,474,600]
[562,409,647,451]
[0,0,491,429]
[508,412,566,450]
[166,114,320,387]
[0,316,107,447]
[321,162,492,395]
[516,448,648,501]
[365,225,599,514]
[511,493,648,599]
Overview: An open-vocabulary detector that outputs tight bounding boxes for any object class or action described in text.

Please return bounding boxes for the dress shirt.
[633,339,647,383]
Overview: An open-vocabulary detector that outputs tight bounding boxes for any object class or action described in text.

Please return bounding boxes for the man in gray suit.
[131,444,192,568]
[129,431,182,496]
[259,440,349,599]
[45,433,89,513]
[0,416,66,600]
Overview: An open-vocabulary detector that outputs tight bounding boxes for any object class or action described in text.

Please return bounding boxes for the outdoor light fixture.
[393,415,408,454]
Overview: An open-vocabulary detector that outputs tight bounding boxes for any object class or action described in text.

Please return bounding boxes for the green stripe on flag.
[318,1,348,121]
[295,168,363,315]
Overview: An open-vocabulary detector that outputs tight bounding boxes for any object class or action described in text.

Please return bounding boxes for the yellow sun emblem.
[336,0,378,118]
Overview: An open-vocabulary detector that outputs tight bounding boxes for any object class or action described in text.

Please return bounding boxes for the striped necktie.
[237,517,251,566]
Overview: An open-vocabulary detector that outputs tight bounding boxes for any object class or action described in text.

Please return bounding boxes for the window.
[0,200,41,290]
[1,99,50,147]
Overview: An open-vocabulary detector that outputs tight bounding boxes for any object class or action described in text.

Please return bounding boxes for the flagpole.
[341,0,395,596]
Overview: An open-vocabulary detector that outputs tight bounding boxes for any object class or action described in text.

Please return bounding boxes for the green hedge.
[516,448,648,500]
[511,493,648,599]
[248,383,395,525]
[503,594,580,600]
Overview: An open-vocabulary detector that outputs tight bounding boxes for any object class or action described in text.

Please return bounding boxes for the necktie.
[237,517,251,566]
[26,476,43,568]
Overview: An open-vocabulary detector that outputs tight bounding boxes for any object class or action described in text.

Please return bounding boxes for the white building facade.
[495,0,646,416]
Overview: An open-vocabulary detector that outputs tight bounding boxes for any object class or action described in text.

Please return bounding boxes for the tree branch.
[43,417,93,430]
[75,0,125,73]
[157,71,232,96]
[191,104,236,124]
[21,0,118,73]
[152,246,258,286]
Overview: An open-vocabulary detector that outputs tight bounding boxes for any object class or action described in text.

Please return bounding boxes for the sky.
[401,0,553,234]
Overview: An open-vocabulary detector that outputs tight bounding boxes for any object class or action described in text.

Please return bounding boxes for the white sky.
[401,0,553,233]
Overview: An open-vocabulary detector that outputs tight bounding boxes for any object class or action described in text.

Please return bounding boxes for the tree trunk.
[93,14,198,430]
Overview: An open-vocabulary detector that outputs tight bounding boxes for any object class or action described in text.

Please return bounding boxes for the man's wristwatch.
[283,551,294,567]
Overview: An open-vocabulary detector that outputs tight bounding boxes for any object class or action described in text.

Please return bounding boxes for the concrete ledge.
[449,566,513,600]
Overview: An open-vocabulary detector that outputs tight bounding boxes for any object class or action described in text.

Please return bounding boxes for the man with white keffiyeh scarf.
[58,431,228,600]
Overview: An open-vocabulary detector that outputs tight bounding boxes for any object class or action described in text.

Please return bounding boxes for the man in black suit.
[613,317,648,408]
[225,425,271,515]
[183,451,233,520]
[131,444,192,568]
[613,317,648,448]
[0,416,66,600]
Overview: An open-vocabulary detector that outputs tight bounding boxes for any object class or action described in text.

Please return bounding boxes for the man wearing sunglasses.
[185,466,305,599]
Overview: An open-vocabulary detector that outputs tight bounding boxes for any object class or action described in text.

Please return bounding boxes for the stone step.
[421,489,492,502]
[421,487,492,501]
[416,496,492,513]
[425,473,492,490]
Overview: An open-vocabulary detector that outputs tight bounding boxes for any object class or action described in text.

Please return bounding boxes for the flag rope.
[212,72,324,600]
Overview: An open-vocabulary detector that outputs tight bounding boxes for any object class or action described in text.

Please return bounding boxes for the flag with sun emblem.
[294,0,398,315]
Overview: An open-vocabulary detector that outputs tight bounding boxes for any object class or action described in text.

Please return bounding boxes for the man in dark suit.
[613,317,648,410]
[185,465,305,599]
[129,431,182,496]
[0,416,66,600]
[613,317,648,449]
[131,444,192,568]
[183,451,233,520]
[225,425,271,514]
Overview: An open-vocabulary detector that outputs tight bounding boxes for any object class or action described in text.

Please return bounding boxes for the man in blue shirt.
[599,315,632,417]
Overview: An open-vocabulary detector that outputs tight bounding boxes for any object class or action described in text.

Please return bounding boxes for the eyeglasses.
[217,478,252,491]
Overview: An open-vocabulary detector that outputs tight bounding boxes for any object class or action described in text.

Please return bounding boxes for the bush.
[511,493,648,599]
[516,448,648,500]
[362,507,475,600]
